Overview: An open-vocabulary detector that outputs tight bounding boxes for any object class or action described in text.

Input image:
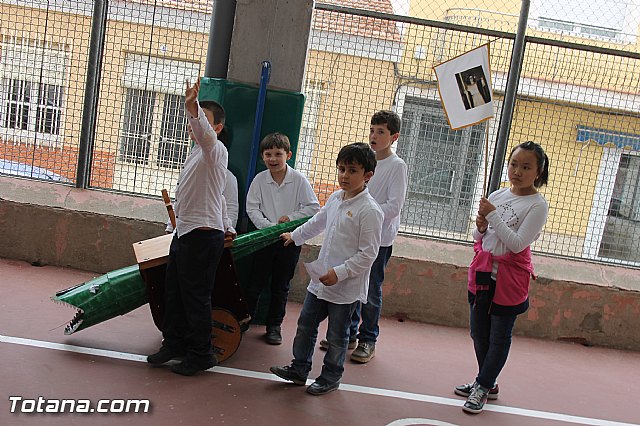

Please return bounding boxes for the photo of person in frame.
[456,66,491,110]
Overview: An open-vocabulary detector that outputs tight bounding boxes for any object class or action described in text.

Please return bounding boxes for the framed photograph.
[434,44,494,130]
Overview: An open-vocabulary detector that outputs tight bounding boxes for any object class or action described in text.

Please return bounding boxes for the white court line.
[1,334,637,426]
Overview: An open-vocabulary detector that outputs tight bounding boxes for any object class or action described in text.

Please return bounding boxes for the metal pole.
[76,0,107,188]
[245,61,271,195]
[205,0,237,78]
[487,0,530,195]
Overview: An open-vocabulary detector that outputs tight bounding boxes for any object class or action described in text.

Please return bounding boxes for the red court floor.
[1,257,638,426]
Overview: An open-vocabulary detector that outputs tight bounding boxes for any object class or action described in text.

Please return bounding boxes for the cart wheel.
[211,307,242,362]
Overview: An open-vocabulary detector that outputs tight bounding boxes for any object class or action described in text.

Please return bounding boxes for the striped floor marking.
[1,334,637,426]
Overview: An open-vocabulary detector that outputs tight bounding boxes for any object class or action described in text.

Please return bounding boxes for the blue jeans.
[291,292,358,384]
[349,246,393,343]
[469,304,518,389]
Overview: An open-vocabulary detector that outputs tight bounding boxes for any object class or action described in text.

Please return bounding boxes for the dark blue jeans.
[291,292,358,384]
[469,304,518,389]
[246,243,301,327]
[349,245,393,343]
[162,229,225,365]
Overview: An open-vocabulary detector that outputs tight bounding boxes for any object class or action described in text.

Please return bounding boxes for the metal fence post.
[76,0,108,188]
[205,0,237,78]
[487,0,530,195]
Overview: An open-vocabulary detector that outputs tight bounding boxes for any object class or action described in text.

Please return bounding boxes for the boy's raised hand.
[185,78,200,118]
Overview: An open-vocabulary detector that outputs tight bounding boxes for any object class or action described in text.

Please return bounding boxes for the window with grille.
[3,79,63,135]
[609,154,640,221]
[0,37,67,143]
[398,96,483,234]
[157,94,189,169]
[120,89,155,165]
[119,54,197,169]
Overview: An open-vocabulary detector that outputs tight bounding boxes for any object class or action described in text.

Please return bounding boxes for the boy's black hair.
[336,142,376,174]
[259,132,291,154]
[371,110,401,135]
[199,100,225,125]
[509,141,550,187]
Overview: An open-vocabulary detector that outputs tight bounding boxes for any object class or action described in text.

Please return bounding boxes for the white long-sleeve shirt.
[472,187,548,277]
[167,169,237,235]
[172,103,228,237]
[246,165,320,229]
[291,188,383,304]
[368,153,408,246]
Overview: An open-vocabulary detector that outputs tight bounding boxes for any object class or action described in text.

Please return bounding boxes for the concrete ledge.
[2,176,639,351]
[289,238,640,351]
[0,177,166,273]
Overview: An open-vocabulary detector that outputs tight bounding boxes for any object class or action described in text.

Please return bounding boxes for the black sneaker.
[306,380,340,396]
[463,383,490,414]
[265,326,282,345]
[319,339,357,350]
[455,382,499,400]
[147,346,186,365]
[170,358,216,376]
[269,365,307,385]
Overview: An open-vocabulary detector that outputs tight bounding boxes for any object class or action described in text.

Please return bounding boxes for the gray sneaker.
[350,342,375,363]
[455,381,499,400]
[462,383,490,414]
[319,339,357,350]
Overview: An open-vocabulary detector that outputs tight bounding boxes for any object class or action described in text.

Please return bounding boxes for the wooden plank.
[133,233,234,270]
[133,234,172,270]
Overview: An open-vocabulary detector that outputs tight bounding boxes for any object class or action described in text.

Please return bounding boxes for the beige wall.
[303,50,397,191]
[0,6,92,150]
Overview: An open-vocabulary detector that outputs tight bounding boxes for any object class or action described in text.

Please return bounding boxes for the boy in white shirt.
[245,133,320,344]
[270,142,383,395]
[346,110,408,363]
[147,78,228,376]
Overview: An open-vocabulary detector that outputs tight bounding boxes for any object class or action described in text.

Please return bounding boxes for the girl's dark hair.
[336,142,377,173]
[509,141,550,187]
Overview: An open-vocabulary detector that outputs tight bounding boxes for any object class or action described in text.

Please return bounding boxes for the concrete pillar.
[227,0,314,92]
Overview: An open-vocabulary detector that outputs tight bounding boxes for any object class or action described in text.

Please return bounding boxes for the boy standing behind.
[245,133,320,344]
[147,78,228,376]
[270,143,383,395]
[321,110,408,363]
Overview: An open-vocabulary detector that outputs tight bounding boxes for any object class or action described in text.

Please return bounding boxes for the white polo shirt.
[246,165,320,229]
[291,188,383,304]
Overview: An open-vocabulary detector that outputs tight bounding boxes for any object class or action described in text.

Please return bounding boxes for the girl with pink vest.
[456,141,550,414]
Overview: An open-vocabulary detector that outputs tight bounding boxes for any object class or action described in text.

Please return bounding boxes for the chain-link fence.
[1,0,639,268]
[0,0,89,183]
